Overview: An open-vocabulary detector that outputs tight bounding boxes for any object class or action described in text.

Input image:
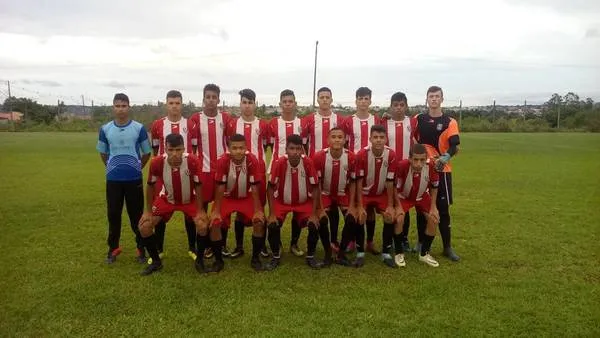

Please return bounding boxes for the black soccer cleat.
[266,257,280,270]
[210,260,225,273]
[230,247,244,259]
[383,257,398,268]
[194,258,209,274]
[336,255,353,267]
[443,247,461,262]
[140,262,162,276]
[322,255,333,268]
[260,246,271,258]
[250,258,266,272]
[353,256,365,268]
[306,257,323,269]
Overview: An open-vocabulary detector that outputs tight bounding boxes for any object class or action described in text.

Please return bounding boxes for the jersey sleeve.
[137,125,152,155]
[148,157,161,184]
[150,120,160,148]
[386,149,397,180]
[214,156,228,184]
[269,157,281,185]
[304,157,319,186]
[247,154,260,184]
[429,161,440,188]
[355,150,366,178]
[347,151,357,180]
[96,126,109,154]
[312,151,325,178]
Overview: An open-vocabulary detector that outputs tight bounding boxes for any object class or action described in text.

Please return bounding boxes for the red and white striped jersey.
[150,117,197,155]
[356,145,397,196]
[303,112,344,156]
[190,111,231,173]
[269,155,318,205]
[268,116,307,171]
[226,117,269,163]
[341,114,381,153]
[383,116,417,161]
[312,148,356,197]
[215,152,260,199]
[396,159,439,201]
[148,153,202,204]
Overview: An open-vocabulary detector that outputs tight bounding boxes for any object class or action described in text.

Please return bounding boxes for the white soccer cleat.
[394,253,406,267]
[419,253,439,267]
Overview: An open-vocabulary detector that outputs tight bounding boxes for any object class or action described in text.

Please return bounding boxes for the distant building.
[0,111,24,123]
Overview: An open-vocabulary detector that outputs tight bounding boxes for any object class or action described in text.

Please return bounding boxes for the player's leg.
[250,216,268,271]
[354,208,367,267]
[154,220,166,255]
[202,201,214,259]
[415,212,427,254]
[337,212,356,266]
[124,179,147,264]
[231,215,246,258]
[194,213,210,274]
[183,216,197,259]
[381,206,397,268]
[366,206,379,255]
[209,219,225,272]
[417,196,440,267]
[290,215,304,257]
[318,212,333,267]
[327,205,340,252]
[267,218,282,269]
[305,217,322,269]
[439,172,459,261]
[398,210,412,252]
[138,214,164,275]
[105,180,125,263]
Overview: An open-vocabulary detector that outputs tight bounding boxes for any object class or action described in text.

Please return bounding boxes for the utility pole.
[312,40,319,109]
[557,104,561,129]
[7,80,11,97]
[492,99,496,121]
[459,99,463,126]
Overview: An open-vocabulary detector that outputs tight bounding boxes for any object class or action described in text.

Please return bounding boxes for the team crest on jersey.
[183,127,187,133]
[436,123,443,131]
[343,165,348,171]
[407,125,411,132]
[383,160,388,167]
[184,169,190,176]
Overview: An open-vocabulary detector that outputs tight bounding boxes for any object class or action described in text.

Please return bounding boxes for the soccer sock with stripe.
[421,234,435,256]
[143,235,161,264]
[382,222,394,255]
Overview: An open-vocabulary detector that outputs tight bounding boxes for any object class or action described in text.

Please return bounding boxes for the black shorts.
[437,172,453,206]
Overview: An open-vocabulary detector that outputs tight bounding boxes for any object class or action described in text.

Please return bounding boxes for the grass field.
[0,132,599,337]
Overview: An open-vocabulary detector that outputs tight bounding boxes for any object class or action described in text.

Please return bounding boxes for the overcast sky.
[0,0,599,107]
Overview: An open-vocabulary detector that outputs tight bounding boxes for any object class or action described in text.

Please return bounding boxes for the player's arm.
[428,186,439,223]
[211,183,225,221]
[100,153,108,166]
[138,126,152,168]
[96,127,109,166]
[267,183,277,224]
[346,179,358,218]
[140,161,158,226]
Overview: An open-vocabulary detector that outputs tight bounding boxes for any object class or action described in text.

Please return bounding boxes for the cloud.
[20,79,62,87]
[585,28,600,38]
[0,0,230,40]
[504,0,600,14]
[104,81,141,89]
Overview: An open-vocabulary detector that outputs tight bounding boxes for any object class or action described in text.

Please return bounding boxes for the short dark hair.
[166,90,182,100]
[113,93,129,105]
[356,87,372,99]
[328,127,345,136]
[165,133,184,147]
[391,92,407,104]
[229,133,246,144]
[239,89,256,102]
[427,86,443,97]
[409,143,427,157]
[280,89,295,100]
[317,87,332,96]
[370,124,387,135]
[203,84,220,97]
[286,134,303,147]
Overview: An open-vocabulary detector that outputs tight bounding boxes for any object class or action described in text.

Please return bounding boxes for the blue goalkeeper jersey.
[96,120,152,181]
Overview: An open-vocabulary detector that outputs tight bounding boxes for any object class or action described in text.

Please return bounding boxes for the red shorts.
[272,199,313,226]
[219,196,256,227]
[200,172,215,203]
[152,197,198,222]
[399,194,432,214]
[321,194,349,209]
[361,194,389,212]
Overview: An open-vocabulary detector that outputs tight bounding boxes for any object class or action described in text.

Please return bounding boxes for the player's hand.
[209,210,221,222]
[308,213,319,228]
[194,210,209,225]
[429,208,440,224]
[253,210,265,224]
[267,214,277,225]
[347,206,359,220]
[434,153,451,172]
[394,207,406,225]
[357,207,367,225]
[383,206,396,223]
[138,212,153,228]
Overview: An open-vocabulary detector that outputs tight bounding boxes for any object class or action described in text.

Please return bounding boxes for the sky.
[0,0,599,107]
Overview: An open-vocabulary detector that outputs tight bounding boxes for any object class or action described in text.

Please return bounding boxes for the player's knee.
[319,216,328,227]
[252,219,265,236]
[139,225,152,238]
[267,220,280,230]
[383,213,394,224]
[345,214,356,226]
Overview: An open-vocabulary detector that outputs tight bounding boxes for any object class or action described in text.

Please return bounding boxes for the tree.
[2,97,56,124]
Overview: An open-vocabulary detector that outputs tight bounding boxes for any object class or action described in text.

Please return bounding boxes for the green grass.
[0,132,599,337]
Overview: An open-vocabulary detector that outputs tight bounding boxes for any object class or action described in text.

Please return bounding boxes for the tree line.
[2,92,599,132]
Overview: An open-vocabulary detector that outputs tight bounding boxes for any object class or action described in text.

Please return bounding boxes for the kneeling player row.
[137,125,441,276]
